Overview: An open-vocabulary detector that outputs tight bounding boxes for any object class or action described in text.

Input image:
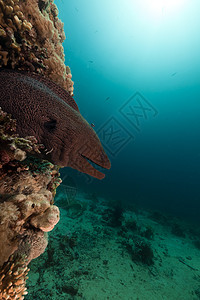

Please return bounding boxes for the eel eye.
[44,118,57,132]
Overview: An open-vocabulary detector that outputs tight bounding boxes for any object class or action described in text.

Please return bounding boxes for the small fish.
[105,97,110,101]
[91,123,95,128]
[171,72,177,77]
[88,60,93,63]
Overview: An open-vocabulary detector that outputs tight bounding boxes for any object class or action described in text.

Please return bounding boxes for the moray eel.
[0,69,111,179]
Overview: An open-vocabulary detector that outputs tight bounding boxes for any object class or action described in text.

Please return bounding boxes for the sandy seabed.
[26,188,200,300]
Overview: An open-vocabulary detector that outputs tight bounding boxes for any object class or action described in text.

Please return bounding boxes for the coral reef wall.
[0,108,61,299]
[0,0,74,95]
[0,1,72,298]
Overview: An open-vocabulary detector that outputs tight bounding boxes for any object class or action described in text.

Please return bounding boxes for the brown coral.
[0,107,62,298]
[30,205,60,232]
[0,107,44,171]
[0,0,74,94]
[0,157,61,265]
[0,0,74,297]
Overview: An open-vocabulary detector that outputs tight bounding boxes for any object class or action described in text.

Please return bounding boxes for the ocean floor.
[26,187,200,300]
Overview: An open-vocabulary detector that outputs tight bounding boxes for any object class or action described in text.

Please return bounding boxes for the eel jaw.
[68,148,111,180]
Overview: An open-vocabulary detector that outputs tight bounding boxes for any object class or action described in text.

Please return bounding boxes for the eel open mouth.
[69,149,111,180]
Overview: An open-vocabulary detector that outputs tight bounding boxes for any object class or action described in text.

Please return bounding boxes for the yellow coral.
[0,255,29,300]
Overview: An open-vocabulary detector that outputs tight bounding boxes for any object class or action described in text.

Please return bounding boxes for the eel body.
[0,69,111,179]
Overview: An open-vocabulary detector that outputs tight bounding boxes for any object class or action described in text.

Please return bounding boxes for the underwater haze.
[55,0,200,223]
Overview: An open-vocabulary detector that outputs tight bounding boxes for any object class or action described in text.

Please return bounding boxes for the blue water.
[55,0,200,223]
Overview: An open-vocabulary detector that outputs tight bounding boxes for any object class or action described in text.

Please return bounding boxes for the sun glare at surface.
[144,0,187,21]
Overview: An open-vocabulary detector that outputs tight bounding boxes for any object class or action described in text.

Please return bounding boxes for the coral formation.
[0,254,29,299]
[30,205,60,232]
[140,225,154,239]
[0,0,74,95]
[131,238,154,265]
[0,108,61,297]
[0,107,43,171]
